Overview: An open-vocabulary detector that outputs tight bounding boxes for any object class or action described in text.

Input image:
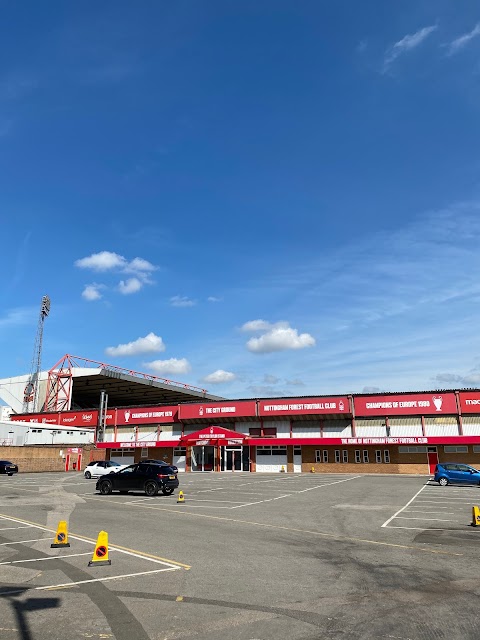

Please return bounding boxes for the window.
[355,450,361,463]
[384,450,390,463]
[375,450,382,463]
[293,445,301,454]
[256,446,287,456]
[173,447,186,455]
[80,432,87,435]
[363,450,369,463]
[323,450,328,463]
[315,450,322,463]
[444,445,468,453]
[263,427,277,437]
[334,450,340,463]
[141,448,148,458]
[398,446,427,454]
[342,450,348,463]
[67,431,73,435]
[474,446,480,453]
[31,429,42,433]
[249,426,278,437]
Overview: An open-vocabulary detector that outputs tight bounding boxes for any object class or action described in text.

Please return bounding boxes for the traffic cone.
[280,465,286,473]
[88,531,111,567]
[177,490,185,504]
[471,506,480,527]
[51,520,70,548]
[311,466,315,473]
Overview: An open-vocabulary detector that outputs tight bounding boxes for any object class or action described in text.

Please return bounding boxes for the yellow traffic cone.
[177,490,185,504]
[311,466,315,473]
[88,531,111,567]
[51,520,70,548]
[472,505,480,527]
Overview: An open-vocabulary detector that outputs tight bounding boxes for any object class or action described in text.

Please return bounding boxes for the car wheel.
[99,480,113,495]
[438,477,449,486]
[162,487,174,496]
[85,471,92,479]
[144,481,159,497]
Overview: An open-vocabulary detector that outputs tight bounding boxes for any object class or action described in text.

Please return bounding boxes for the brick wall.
[0,445,105,473]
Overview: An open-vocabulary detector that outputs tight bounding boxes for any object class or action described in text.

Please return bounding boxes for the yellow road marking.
[176,596,184,602]
[82,496,463,557]
[0,512,191,569]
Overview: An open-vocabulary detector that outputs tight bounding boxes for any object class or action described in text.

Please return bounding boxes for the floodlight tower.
[23,295,51,413]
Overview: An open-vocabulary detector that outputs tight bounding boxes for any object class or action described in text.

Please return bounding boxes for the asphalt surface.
[1,470,480,640]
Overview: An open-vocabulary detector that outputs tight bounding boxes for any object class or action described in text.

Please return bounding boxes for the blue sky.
[2,1,480,400]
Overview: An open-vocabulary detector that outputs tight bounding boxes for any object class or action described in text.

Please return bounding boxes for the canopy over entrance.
[180,425,247,446]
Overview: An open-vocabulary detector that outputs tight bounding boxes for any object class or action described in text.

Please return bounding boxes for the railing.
[0,439,13,446]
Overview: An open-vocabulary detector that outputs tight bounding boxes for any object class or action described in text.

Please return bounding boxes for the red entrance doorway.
[427,447,438,474]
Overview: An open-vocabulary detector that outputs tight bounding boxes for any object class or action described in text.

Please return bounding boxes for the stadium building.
[3,354,480,475]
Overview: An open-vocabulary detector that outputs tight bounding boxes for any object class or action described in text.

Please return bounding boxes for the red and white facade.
[11,390,480,474]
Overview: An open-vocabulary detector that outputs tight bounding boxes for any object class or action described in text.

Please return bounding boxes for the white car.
[84,460,129,479]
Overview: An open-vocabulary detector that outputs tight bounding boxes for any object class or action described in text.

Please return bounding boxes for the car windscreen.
[0,461,13,465]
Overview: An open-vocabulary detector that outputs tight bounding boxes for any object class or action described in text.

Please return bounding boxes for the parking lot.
[2,471,480,640]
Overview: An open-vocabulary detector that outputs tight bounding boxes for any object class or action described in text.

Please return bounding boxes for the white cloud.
[170,295,196,307]
[263,374,280,384]
[285,378,305,387]
[447,23,480,55]
[207,296,222,303]
[74,251,158,296]
[118,278,143,295]
[202,370,236,384]
[75,251,127,271]
[82,284,104,301]
[246,325,316,354]
[105,332,166,357]
[144,358,191,375]
[383,24,437,72]
[0,307,34,329]
[125,257,157,274]
[241,319,288,332]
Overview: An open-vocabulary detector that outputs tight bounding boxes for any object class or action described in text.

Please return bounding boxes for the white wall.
[263,420,290,437]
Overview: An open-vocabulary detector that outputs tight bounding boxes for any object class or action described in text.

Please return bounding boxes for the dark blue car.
[434,462,480,486]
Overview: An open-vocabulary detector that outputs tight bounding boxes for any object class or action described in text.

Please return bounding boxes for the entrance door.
[427,447,438,474]
[293,446,302,473]
[192,446,215,472]
[220,446,250,471]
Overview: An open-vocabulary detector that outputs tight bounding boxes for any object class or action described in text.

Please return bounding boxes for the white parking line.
[0,525,33,531]
[394,516,460,522]
[0,552,95,565]
[0,567,179,596]
[381,484,428,528]
[405,510,455,515]
[0,538,53,546]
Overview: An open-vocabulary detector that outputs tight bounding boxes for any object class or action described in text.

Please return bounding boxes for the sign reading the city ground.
[178,401,257,420]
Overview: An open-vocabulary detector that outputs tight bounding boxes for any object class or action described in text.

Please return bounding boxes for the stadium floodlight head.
[41,295,51,318]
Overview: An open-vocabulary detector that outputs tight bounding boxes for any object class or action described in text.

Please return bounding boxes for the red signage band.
[11,411,98,427]
[258,397,350,416]
[459,392,480,413]
[178,401,257,420]
[95,441,181,448]
[97,435,480,448]
[353,393,457,416]
[105,406,179,426]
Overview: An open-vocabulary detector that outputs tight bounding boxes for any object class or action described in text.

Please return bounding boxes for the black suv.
[95,462,179,497]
